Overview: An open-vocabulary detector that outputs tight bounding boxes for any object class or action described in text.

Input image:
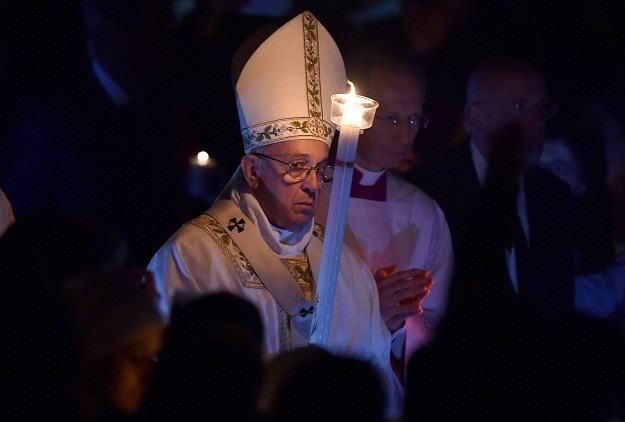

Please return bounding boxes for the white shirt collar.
[354,163,386,186]
[91,58,132,108]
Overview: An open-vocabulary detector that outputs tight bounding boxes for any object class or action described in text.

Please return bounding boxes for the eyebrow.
[377,109,423,115]
[280,155,329,165]
[272,151,314,159]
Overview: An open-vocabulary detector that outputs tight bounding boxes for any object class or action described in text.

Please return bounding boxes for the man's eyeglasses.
[251,152,334,183]
[375,113,430,129]
[470,99,557,117]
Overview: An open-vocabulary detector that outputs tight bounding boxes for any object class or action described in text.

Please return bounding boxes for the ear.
[241,154,260,189]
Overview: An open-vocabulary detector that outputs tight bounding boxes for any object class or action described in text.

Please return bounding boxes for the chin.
[285,215,313,233]
[381,159,403,171]
[384,152,409,168]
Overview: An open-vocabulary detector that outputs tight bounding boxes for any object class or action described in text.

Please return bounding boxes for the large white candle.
[310,82,376,347]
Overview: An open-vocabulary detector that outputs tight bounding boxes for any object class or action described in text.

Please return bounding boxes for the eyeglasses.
[470,99,557,117]
[251,152,334,183]
[375,113,430,129]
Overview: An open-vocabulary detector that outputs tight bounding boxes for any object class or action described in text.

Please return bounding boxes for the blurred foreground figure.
[139,292,263,421]
[0,188,14,236]
[258,346,385,422]
[64,272,164,419]
[0,211,129,419]
[405,314,625,420]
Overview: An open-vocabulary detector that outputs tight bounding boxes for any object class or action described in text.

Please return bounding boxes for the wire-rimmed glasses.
[251,152,335,183]
[375,112,430,129]
[470,99,557,117]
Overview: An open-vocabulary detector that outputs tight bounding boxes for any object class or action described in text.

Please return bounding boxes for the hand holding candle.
[309,82,378,347]
[373,266,435,333]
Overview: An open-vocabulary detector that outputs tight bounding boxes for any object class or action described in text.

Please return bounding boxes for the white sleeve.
[146,225,243,320]
[407,201,454,359]
[146,232,203,319]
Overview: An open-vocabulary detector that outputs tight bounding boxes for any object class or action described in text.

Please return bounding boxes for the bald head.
[464,57,552,163]
[466,57,547,103]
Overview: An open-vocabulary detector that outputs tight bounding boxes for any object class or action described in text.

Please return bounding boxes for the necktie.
[512,210,530,294]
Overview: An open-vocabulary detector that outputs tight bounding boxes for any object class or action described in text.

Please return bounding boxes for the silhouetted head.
[259,346,385,421]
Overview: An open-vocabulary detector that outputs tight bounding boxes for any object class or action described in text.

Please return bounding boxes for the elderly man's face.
[465,68,552,163]
[245,140,329,232]
[356,66,426,172]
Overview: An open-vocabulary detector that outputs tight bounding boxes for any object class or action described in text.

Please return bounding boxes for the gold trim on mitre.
[235,11,346,153]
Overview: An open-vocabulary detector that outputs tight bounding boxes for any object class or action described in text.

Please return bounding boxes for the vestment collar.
[231,189,313,256]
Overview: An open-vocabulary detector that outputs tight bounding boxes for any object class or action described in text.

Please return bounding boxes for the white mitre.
[234,11,346,154]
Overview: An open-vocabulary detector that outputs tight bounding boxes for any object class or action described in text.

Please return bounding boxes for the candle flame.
[347,80,356,96]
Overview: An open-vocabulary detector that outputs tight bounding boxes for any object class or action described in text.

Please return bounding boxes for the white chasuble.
[147,190,403,416]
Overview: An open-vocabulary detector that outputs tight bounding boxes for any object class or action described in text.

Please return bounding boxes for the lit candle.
[195,151,212,167]
[341,83,365,127]
[187,151,222,204]
[310,82,378,347]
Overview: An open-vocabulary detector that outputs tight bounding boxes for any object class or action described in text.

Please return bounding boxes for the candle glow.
[196,151,210,166]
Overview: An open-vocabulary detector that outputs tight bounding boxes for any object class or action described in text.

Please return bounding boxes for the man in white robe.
[317,43,454,370]
[147,12,411,417]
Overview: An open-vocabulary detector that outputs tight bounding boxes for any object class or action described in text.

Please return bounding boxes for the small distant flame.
[197,151,210,166]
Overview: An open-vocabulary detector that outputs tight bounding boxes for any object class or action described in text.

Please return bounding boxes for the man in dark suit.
[405,56,582,319]
[0,0,194,267]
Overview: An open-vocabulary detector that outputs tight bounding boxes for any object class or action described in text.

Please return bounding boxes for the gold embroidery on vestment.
[190,214,324,353]
[312,222,325,242]
[278,305,289,352]
[279,253,313,301]
[187,215,264,289]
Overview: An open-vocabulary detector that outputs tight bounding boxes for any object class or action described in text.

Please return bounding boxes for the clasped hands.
[373,264,434,333]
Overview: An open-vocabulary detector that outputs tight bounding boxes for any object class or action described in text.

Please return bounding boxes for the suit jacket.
[405,141,480,243]
[405,141,576,319]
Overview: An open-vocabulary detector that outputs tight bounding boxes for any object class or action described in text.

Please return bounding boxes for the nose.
[518,101,554,124]
[301,168,322,192]
[394,120,417,147]
[519,107,548,134]
[525,106,549,120]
